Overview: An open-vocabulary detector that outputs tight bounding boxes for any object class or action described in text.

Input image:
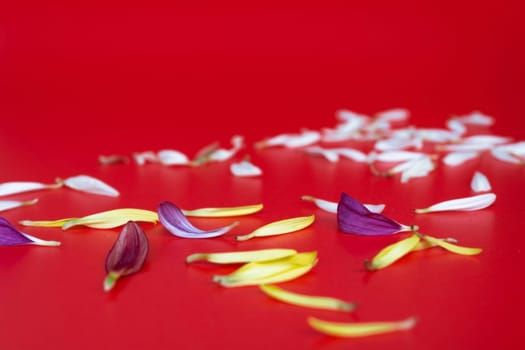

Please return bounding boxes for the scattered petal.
[447,119,467,135]
[398,156,435,183]
[471,171,491,192]
[453,111,494,126]
[213,251,318,287]
[20,209,159,230]
[132,151,158,165]
[375,137,422,151]
[365,234,420,270]
[157,149,190,165]
[230,159,262,177]
[209,135,244,161]
[495,141,525,156]
[63,175,119,197]
[335,148,368,162]
[417,233,482,255]
[158,201,238,238]
[236,215,315,241]
[98,154,129,164]
[306,147,368,163]
[375,108,410,123]
[260,284,356,312]
[415,128,460,143]
[0,198,38,213]
[415,193,496,213]
[301,195,384,214]
[305,146,340,162]
[491,149,523,164]
[186,248,297,264]
[0,179,63,197]
[0,217,60,246]
[182,204,263,217]
[256,130,321,149]
[307,316,416,338]
[442,151,479,166]
[104,221,148,292]
[337,193,416,235]
[374,151,426,162]
[461,135,512,145]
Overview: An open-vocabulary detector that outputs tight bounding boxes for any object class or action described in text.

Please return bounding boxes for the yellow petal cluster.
[213,251,318,287]
[260,284,355,312]
[308,316,416,337]
[236,215,315,241]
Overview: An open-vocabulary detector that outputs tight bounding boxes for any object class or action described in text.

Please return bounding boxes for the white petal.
[400,157,435,183]
[302,195,384,214]
[375,108,410,123]
[375,151,426,162]
[439,143,495,152]
[210,135,244,161]
[447,119,467,135]
[461,135,512,145]
[0,180,62,197]
[21,232,61,246]
[495,141,525,156]
[284,130,321,148]
[306,147,339,162]
[415,193,496,213]
[0,198,38,212]
[454,111,494,125]
[442,151,479,166]
[364,203,385,213]
[415,128,461,143]
[132,151,158,165]
[375,137,421,151]
[336,109,370,124]
[471,171,491,192]
[230,160,262,177]
[334,148,368,162]
[157,150,190,165]
[491,149,522,164]
[63,175,119,197]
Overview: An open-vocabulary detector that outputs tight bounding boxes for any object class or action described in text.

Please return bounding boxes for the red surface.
[1,1,524,349]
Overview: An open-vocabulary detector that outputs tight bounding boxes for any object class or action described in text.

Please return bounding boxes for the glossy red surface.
[1,1,524,349]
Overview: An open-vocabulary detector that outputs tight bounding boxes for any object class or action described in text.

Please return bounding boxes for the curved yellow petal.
[260,284,355,312]
[236,215,315,241]
[20,218,75,228]
[419,234,482,255]
[62,209,158,229]
[412,237,458,251]
[182,204,263,217]
[366,234,420,270]
[186,248,297,264]
[308,317,416,337]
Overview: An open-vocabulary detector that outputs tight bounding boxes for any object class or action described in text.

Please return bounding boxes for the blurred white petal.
[415,193,496,213]
[471,171,491,192]
[132,151,157,165]
[495,141,525,156]
[447,119,467,135]
[210,135,244,161]
[64,175,119,197]
[335,148,368,162]
[257,130,320,149]
[301,195,384,214]
[230,159,262,177]
[0,198,38,212]
[461,135,512,145]
[157,150,190,165]
[375,151,426,162]
[490,149,522,164]
[0,180,62,197]
[375,108,410,123]
[442,151,479,166]
[375,137,422,151]
[439,143,496,152]
[400,157,435,183]
[415,128,461,143]
[306,147,339,162]
[454,111,494,126]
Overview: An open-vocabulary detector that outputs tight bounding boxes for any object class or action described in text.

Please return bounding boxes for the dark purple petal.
[0,217,60,246]
[105,221,148,275]
[157,201,238,238]
[337,193,404,235]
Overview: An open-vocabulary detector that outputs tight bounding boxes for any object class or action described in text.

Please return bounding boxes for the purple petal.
[0,217,33,245]
[105,221,148,276]
[337,193,403,235]
[157,201,238,238]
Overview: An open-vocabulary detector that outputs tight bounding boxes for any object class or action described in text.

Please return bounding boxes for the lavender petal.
[0,217,34,245]
[337,193,403,235]
[158,201,238,238]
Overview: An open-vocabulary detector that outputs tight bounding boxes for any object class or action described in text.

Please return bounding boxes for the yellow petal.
[186,248,297,264]
[213,251,318,287]
[19,218,76,228]
[236,215,315,241]
[62,208,158,229]
[260,284,355,312]
[308,316,416,337]
[182,204,263,217]
[412,237,458,251]
[419,234,482,255]
[366,234,420,270]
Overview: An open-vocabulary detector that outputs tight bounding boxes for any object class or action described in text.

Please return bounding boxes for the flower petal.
[365,234,420,270]
[260,284,356,312]
[399,156,435,183]
[447,119,467,135]
[0,179,62,197]
[305,146,340,162]
[132,151,158,165]
[471,171,491,192]
[186,248,297,264]
[98,154,129,164]
[213,251,318,287]
[301,195,384,214]
[157,149,190,165]
[375,108,410,123]
[491,149,522,164]
[337,193,414,235]
[0,217,60,246]
[0,198,38,213]
[209,135,244,161]
[182,204,263,217]
[415,193,496,213]
[230,159,262,177]
[418,234,482,255]
[453,111,494,125]
[158,201,238,238]
[307,317,416,338]
[104,221,149,292]
[236,215,315,241]
[256,130,321,149]
[63,175,119,197]
[442,151,480,166]
[374,151,427,162]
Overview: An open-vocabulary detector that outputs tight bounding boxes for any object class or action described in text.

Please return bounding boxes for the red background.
[0,1,524,349]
